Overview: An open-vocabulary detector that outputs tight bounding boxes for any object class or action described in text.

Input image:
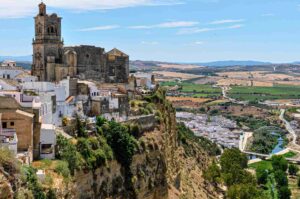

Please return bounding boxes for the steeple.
[39,2,46,16]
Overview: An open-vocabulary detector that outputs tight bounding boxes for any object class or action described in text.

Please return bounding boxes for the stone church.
[32,3,129,83]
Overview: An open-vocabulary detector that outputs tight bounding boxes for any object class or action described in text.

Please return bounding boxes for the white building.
[40,124,56,159]
[0,128,18,155]
[1,60,17,67]
[0,79,19,91]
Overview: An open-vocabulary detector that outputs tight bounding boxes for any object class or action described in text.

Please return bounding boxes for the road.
[279,109,297,145]
[221,86,248,105]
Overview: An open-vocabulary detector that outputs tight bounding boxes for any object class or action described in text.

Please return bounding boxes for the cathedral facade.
[32,3,129,83]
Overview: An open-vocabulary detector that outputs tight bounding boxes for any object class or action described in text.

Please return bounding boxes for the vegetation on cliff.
[205,148,265,199]
[177,123,221,156]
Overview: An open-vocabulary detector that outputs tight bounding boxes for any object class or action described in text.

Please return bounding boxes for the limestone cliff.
[62,95,222,199]
[1,90,223,199]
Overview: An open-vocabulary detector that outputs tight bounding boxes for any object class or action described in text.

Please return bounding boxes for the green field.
[161,82,222,98]
[283,151,297,158]
[249,160,273,170]
[249,160,277,198]
[228,85,300,102]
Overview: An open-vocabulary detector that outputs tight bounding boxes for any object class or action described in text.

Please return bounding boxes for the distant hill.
[0,55,31,62]
[0,55,32,70]
[193,60,273,67]
[130,60,275,70]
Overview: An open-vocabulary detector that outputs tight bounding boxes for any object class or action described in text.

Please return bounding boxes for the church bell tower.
[32,2,63,81]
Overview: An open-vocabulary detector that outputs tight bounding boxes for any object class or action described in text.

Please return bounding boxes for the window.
[2,122,7,128]
[41,144,53,154]
[10,122,14,127]
[7,74,10,79]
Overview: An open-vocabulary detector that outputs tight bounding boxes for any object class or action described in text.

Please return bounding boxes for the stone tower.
[32,2,63,81]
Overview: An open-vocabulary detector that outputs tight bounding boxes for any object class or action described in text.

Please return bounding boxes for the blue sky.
[1,0,300,63]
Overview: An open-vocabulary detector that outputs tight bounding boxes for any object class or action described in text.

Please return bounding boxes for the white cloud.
[209,19,244,25]
[141,41,159,45]
[77,25,120,32]
[227,24,244,29]
[129,21,199,29]
[177,24,244,35]
[177,27,215,34]
[194,41,204,45]
[0,0,184,18]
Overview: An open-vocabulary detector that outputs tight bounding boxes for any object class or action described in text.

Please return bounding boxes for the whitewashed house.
[40,124,56,159]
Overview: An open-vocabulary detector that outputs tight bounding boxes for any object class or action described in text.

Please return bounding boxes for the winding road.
[279,109,298,146]
[221,86,248,105]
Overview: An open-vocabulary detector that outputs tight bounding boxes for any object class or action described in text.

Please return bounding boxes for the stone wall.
[64,46,106,81]
[124,115,156,135]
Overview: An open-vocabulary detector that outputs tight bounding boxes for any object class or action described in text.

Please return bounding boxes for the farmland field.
[161,82,222,98]
[228,85,300,102]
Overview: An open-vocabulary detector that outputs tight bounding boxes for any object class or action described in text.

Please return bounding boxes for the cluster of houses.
[0,60,156,164]
[176,112,241,148]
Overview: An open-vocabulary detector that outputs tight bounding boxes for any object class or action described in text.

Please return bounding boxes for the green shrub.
[256,166,268,185]
[203,161,221,185]
[271,155,288,172]
[94,149,107,167]
[105,120,137,168]
[288,164,299,176]
[56,135,81,175]
[22,166,46,199]
[54,161,70,179]
[96,116,107,127]
[130,124,140,137]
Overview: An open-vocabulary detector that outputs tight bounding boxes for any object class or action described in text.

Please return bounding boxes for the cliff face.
[1,90,222,199]
[65,100,222,199]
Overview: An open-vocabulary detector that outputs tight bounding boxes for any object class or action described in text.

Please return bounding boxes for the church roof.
[106,48,128,57]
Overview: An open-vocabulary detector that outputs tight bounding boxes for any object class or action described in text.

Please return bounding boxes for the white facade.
[0,91,21,103]
[0,79,18,91]
[0,69,23,79]
[0,129,18,155]
[40,124,56,159]
[1,60,17,67]
[16,75,37,83]
[109,97,119,109]
[22,82,55,92]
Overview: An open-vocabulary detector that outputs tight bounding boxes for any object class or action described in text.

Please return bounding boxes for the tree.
[271,155,288,172]
[76,115,87,137]
[298,176,300,187]
[96,116,106,127]
[56,135,81,175]
[220,148,248,174]
[274,170,288,187]
[105,121,136,168]
[23,166,46,199]
[288,164,299,176]
[222,169,256,187]
[204,161,221,185]
[227,183,264,199]
[278,186,291,199]
[256,166,268,185]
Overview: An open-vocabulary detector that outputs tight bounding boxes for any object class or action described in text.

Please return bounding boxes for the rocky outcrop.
[0,171,14,199]
[64,97,222,199]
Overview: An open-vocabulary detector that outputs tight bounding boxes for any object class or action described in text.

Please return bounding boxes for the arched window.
[48,25,56,34]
